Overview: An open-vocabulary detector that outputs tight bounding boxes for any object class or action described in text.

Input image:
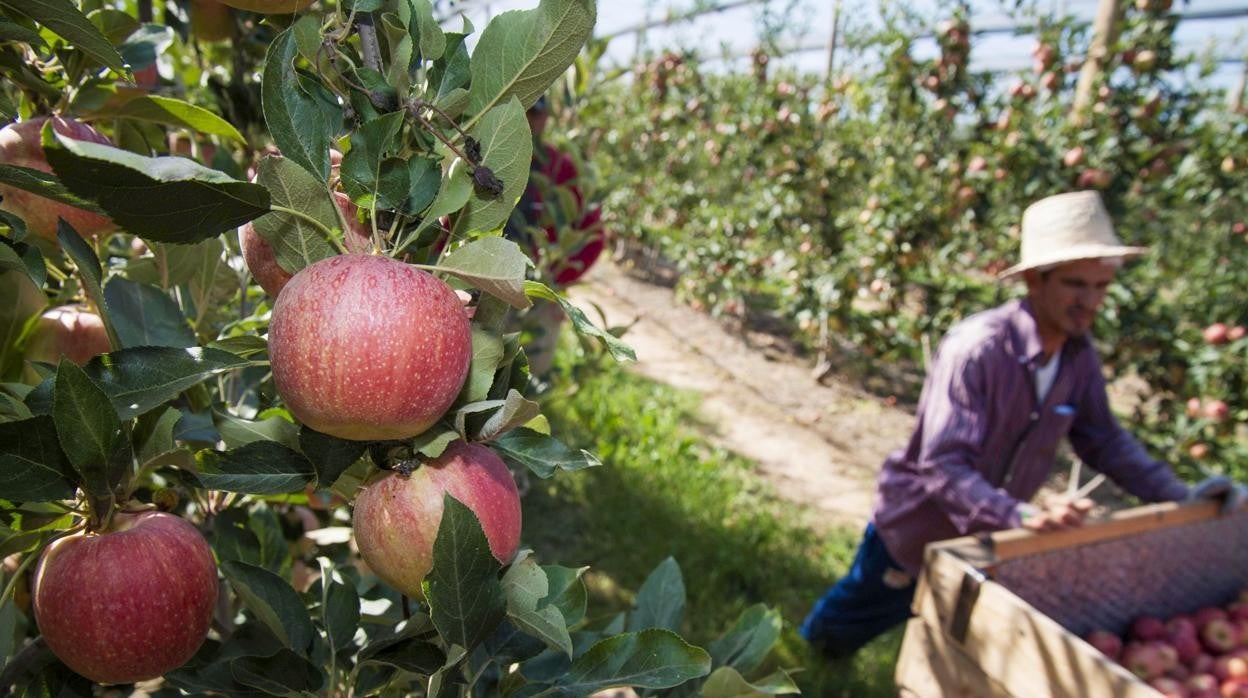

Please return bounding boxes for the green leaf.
[262,24,339,183]
[213,508,265,568]
[0,0,127,74]
[628,557,684,633]
[700,667,800,697]
[707,605,783,677]
[196,441,315,494]
[430,27,471,102]
[405,155,440,215]
[318,558,360,654]
[104,277,196,349]
[298,427,367,489]
[464,0,596,126]
[461,327,504,404]
[27,346,251,420]
[403,157,471,246]
[43,130,270,243]
[222,560,317,653]
[208,335,269,359]
[437,236,531,309]
[216,412,298,449]
[135,406,181,466]
[0,164,108,214]
[88,93,245,143]
[230,649,324,695]
[555,629,711,694]
[525,281,635,362]
[502,556,572,656]
[542,564,588,628]
[458,98,531,235]
[0,416,74,502]
[410,0,444,62]
[0,237,46,289]
[0,270,44,383]
[476,388,540,442]
[252,155,339,276]
[340,111,407,211]
[424,495,506,650]
[52,359,120,494]
[357,634,446,674]
[0,17,47,47]
[87,9,138,48]
[491,427,600,479]
[411,426,458,458]
[57,220,114,347]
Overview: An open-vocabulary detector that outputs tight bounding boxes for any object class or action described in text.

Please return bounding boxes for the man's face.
[1024,259,1117,341]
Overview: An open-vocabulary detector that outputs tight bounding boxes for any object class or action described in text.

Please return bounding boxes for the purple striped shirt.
[872,298,1190,574]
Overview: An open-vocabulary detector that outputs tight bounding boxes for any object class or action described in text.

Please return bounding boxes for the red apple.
[1063,146,1086,168]
[31,512,218,684]
[23,305,110,371]
[1228,326,1246,342]
[1230,604,1248,624]
[1123,641,1167,680]
[1223,678,1248,698]
[1203,618,1240,654]
[1077,168,1112,189]
[1150,676,1185,697]
[1214,653,1248,681]
[1086,629,1123,660]
[241,192,372,297]
[351,440,521,597]
[1189,673,1220,696]
[1133,615,1170,642]
[1187,397,1204,418]
[0,117,117,241]
[1190,443,1211,460]
[1204,400,1230,423]
[268,254,471,441]
[1198,608,1231,626]
[1205,323,1230,345]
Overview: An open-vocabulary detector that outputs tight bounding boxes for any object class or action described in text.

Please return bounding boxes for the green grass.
[519,345,904,697]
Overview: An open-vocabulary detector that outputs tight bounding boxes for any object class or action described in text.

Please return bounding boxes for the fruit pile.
[1083,589,1248,697]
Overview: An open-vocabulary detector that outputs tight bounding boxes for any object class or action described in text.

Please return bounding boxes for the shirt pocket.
[1004,405,1078,497]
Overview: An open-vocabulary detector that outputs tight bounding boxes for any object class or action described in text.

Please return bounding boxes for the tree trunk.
[1071,0,1122,125]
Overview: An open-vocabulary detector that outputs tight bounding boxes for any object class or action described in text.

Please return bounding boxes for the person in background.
[799,190,1247,661]
[506,95,606,378]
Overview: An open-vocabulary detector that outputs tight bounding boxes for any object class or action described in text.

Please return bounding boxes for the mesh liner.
[991,510,1248,638]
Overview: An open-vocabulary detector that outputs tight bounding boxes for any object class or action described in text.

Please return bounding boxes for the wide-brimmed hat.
[998,190,1148,279]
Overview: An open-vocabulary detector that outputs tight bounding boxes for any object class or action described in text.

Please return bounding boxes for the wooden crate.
[895,499,1248,698]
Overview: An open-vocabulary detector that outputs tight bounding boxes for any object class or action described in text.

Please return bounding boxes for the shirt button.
[1030,412,1039,421]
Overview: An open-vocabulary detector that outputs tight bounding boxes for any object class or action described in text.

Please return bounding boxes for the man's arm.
[1067,356,1189,502]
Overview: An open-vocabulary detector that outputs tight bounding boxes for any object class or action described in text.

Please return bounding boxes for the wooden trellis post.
[1071,0,1123,124]
[825,0,842,83]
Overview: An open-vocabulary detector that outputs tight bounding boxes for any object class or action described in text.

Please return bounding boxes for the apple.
[1063,146,1086,168]
[1198,607,1231,626]
[1077,168,1112,189]
[1205,618,1242,654]
[1224,678,1248,698]
[967,156,988,173]
[0,117,117,241]
[1085,629,1123,660]
[23,305,110,373]
[1204,400,1230,423]
[1150,676,1186,697]
[1133,615,1170,642]
[31,512,218,684]
[1123,641,1167,680]
[1187,398,1204,418]
[241,192,372,297]
[1228,603,1248,624]
[351,440,521,597]
[189,0,232,41]
[1228,326,1246,342]
[268,254,471,441]
[1190,443,1211,460]
[1205,323,1230,345]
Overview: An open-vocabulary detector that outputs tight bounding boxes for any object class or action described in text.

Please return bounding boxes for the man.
[799,190,1244,660]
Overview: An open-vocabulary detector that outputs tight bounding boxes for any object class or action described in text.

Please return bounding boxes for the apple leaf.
[0,164,109,214]
[457,98,531,235]
[429,24,471,103]
[222,560,317,654]
[298,427,367,490]
[52,360,120,495]
[317,558,360,656]
[410,426,457,459]
[0,0,128,75]
[542,564,589,628]
[399,156,471,249]
[195,441,315,494]
[340,111,407,212]
[424,495,506,650]
[460,327,505,404]
[549,629,711,694]
[43,128,270,243]
[409,0,444,62]
[525,280,635,361]
[707,604,784,677]
[57,221,119,351]
[261,23,340,183]
[26,346,252,420]
[490,427,600,479]
[502,556,573,656]
[134,406,181,468]
[81,93,245,143]
[216,413,299,449]
[231,649,325,695]
[464,0,596,127]
[627,557,685,633]
[701,666,800,697]
[104,277,196,349]
[0,17,47,47]
[0,238,45,289]
[475,389,541,442]
[251,155,340,277]
[0,270,44,383]
[436,236,532,309]
[0,416,75,502]
[357,633,447,675]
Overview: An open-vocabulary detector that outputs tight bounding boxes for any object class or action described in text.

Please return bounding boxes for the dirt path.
[567,259,915,531]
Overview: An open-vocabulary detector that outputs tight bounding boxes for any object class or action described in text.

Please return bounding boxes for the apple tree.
[0,0,795,694]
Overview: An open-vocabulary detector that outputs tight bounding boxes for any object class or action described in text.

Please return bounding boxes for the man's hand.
[1016,496,1095,532]
[1188,475,1248,515]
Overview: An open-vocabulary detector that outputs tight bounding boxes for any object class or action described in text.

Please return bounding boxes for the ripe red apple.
[1224,677,1248,697]
[1123,641,1167,680]
[1204,399,1230,423]
[1205,323,1230,345]
[23,305,110,372]
[1133,615,1170,642]
[31,512,218,684]
[1228,603,1248,624]
[268,254,471,441]
[241,192,372,296]
[1077,168,1112,189]
[1204,618,1241,654]
[1198,607,1231,626]
[1187,397,1204,418]
[1228,326,1246,342]
[351,440,521,597]
[1085,629,1124,660]
[1063,146,1086,168]
[1190,443,1211,460]
[1150,676,1185,697]
[0,117,117,241]
[967,155,988,174]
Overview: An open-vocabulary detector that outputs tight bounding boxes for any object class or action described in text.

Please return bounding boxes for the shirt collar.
[1009,298,1089,366]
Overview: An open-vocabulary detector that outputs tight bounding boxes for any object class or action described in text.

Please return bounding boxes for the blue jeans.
[799,523,917,659]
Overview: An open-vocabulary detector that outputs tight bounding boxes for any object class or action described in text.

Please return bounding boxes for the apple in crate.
[1084,629,1123,661]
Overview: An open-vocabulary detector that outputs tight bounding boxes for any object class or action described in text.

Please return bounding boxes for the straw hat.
[998,190,1147,279]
